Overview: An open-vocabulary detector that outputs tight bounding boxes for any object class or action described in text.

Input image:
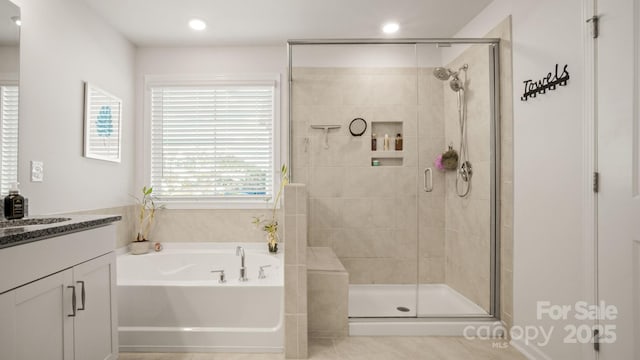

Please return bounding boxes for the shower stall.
[288,39,500,334]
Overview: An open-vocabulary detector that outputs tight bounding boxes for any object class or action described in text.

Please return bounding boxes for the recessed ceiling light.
[11,16,21,26]
[189,19,206,31]
[382,22,399,34]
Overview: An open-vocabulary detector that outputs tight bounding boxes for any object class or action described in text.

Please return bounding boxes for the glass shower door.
[415,43,495,317]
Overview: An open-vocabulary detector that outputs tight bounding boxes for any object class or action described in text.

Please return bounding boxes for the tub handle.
[211,269,226,284]
[259,265,272,279]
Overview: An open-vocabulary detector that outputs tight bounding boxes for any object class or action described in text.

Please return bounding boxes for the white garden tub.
[117,243,283,353]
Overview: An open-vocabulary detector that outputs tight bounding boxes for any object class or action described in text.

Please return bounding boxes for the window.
[147,76,279,207]
[0,85,18,196]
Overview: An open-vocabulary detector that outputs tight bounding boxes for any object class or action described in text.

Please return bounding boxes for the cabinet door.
[0,270,74,360]
[73,252,118,360]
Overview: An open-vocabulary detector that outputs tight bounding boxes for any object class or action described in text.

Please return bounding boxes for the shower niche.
[289,40,499,333]
[371,121,403,166]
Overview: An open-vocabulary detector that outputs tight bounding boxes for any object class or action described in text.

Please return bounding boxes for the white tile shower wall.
[292,67,447,285]
[443,44,493,312]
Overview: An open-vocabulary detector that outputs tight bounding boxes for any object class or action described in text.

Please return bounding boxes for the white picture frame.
[83,82,122,162]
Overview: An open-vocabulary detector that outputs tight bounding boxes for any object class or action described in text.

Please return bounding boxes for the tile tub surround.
[0,214,122,249]
[71,206,279,249]
[307,247,349,338]
[283,184,308,359]
[119,336,527,359]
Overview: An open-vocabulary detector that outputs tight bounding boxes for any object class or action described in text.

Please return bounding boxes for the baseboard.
[510,338,552,360]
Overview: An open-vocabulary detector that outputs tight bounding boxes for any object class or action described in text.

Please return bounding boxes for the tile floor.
[119,336,527,359]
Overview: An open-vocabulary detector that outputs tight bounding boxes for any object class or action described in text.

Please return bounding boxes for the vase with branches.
[130,186,164,254]
[252,164,289,253]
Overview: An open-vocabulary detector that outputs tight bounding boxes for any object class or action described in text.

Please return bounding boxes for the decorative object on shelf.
[395,133,403,151]
[435,146,458,171]
[130,186,164,255]
[83,82,122,162]
[310,125,341,149]
[252,164,289,253]
[349,117,367,136]
[520,64,570,101]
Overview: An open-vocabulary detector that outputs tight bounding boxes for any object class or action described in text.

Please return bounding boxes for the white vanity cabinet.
[0,223,118,360]
[72,253,117,360]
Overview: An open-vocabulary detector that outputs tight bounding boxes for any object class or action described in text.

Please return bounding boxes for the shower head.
[433,67,453,81]
[434,64,468,92]
[433,64,469,81]
[449,77,464,92]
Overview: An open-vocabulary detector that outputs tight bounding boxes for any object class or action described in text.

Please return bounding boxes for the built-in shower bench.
[307,247,349,337]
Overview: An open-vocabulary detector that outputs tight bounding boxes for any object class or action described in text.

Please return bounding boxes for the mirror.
[0,0,20,195]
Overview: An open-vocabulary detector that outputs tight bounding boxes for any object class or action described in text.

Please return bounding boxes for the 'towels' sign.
[521,64,570,101]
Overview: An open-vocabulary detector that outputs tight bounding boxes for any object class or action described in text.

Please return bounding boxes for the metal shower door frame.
[287,38,501,322]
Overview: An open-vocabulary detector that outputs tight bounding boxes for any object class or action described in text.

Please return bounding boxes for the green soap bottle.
[4,182,25,220]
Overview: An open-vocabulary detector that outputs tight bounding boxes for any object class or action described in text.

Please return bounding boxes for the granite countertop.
[0,215,121,250]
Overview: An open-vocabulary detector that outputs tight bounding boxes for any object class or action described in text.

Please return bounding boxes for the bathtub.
[117,243,284,353]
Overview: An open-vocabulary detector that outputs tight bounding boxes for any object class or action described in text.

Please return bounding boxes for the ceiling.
[79,0,493,47]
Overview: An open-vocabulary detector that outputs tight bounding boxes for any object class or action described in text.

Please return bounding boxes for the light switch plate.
[31,161,44,182]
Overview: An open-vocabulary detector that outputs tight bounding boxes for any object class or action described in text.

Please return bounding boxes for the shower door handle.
[424,168,433,192]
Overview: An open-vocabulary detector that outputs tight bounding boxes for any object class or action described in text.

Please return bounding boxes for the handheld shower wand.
[433,64,472,197]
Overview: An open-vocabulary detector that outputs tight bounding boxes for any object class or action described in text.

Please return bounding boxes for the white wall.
[0,46,18,79]
[13,0,136,214]
[455,0,590,359]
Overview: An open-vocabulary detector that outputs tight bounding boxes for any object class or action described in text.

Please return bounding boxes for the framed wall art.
[83,82,122,162]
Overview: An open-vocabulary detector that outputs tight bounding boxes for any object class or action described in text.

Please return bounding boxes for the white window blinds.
[150,83,276,203]
[0,85,18,196]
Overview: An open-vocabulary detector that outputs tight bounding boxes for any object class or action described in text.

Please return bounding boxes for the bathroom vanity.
[0,215,121,360]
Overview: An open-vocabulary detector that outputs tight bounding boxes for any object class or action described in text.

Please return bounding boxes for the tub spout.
[236,246,248,281]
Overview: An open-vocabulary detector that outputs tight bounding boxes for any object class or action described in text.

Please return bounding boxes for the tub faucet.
[236,246,248,281]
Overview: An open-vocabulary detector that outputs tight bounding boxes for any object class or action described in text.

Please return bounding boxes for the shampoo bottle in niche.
[383,134,390,151]
[4,182,25,220]
[395,133,403,151]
